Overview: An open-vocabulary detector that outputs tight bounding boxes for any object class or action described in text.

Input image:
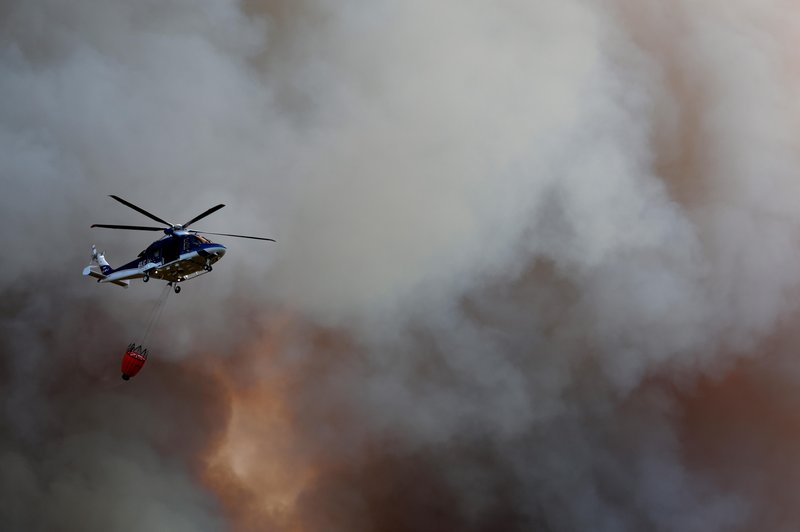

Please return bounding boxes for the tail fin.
[84,245,128,288]
[91,245,114,275]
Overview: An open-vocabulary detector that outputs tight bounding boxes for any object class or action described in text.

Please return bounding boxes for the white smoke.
[3,0,800,530]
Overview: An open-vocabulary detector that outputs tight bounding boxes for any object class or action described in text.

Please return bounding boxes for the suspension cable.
[136,283,171,346]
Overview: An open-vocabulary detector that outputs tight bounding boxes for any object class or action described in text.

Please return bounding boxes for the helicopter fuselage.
[89,234,226,286]
[84,195,273,291]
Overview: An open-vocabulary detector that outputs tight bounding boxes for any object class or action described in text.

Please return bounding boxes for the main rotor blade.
[109,195,171,226]
[191,230,276,242]
[91,224,165,231]
[183,204,225,228]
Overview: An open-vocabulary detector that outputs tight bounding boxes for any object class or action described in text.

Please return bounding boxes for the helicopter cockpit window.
[196,235,211,244]
[183,235,208,251]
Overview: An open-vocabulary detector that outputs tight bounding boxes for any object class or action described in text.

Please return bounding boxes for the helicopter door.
[162,238,180,264]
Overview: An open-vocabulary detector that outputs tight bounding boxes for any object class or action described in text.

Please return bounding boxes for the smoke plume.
[3,0,800,530]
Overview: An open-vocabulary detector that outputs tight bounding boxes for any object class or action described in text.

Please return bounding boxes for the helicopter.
[83,195,275,293]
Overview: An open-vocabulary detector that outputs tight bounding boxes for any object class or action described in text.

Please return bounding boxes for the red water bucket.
[121,349,147,380]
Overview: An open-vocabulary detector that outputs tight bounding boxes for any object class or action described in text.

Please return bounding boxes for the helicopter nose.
[198,244,226,261]
[207,245,226,257]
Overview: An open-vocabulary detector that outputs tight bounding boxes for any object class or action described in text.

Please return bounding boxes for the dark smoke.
[4,1,800,531]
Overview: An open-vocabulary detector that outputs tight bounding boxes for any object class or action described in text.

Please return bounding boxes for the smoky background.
[3,0,800,530]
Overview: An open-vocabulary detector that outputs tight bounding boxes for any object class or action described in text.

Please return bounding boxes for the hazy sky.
[3,1,800,530]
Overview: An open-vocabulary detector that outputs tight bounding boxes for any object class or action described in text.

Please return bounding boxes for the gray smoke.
[3,0,800,530]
